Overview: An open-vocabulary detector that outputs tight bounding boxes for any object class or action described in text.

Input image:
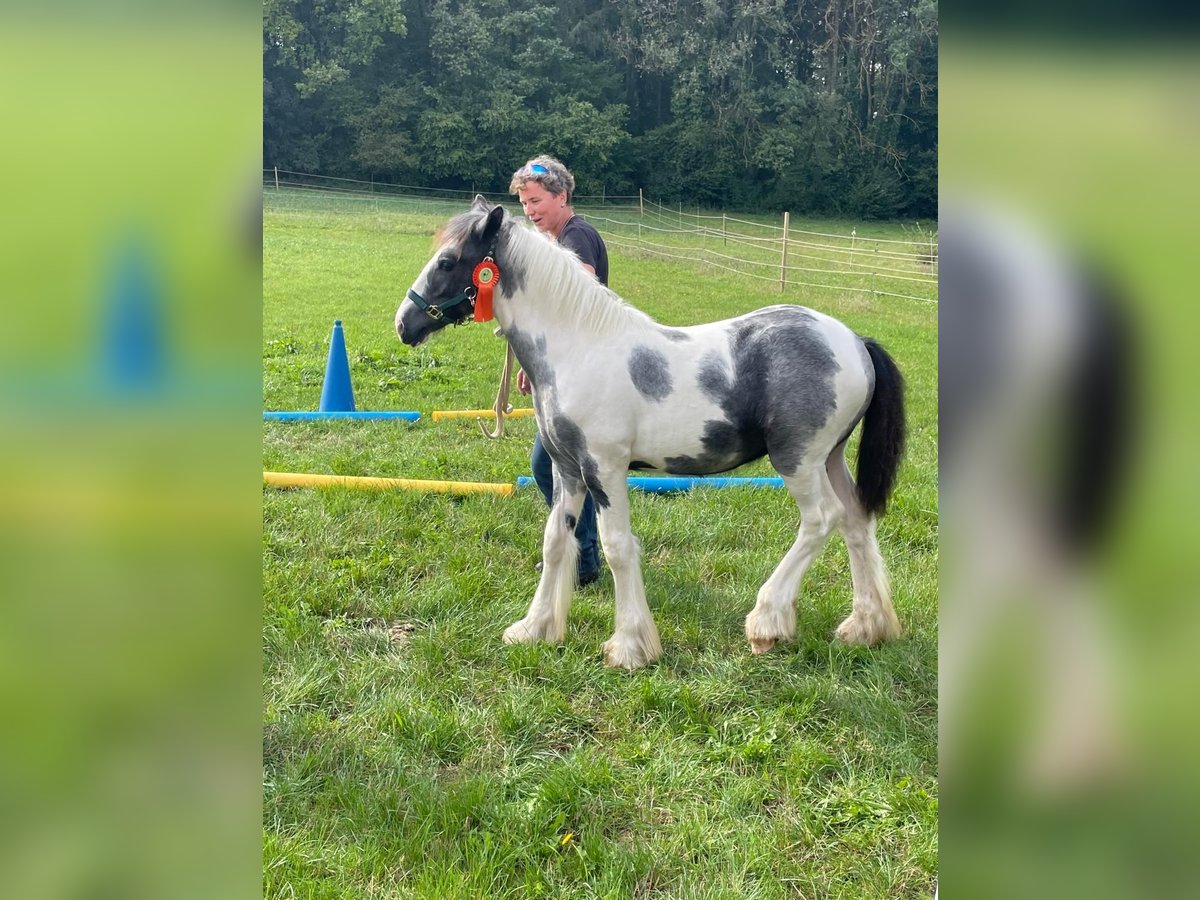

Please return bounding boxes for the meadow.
[263,188,938,898]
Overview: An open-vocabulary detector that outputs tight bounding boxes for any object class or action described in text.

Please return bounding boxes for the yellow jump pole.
[264,471,514,497]
[431,408,535,421]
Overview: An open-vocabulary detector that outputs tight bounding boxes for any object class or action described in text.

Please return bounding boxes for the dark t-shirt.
[558,215,609,286]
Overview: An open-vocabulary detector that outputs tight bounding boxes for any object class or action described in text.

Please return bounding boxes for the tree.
[263,0,938,219]
[264,0,406,175]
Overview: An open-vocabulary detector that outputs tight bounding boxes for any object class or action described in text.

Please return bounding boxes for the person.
[508,155,609,586]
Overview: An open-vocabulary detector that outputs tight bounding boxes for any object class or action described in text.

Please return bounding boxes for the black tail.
[856,338,907,516]
[1055,267,1136,553]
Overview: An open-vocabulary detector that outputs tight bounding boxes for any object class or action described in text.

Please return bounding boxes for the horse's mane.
[501,219,655,336]
[435,207,482,251]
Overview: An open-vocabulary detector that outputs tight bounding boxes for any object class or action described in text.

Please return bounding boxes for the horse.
[395,196,906,669]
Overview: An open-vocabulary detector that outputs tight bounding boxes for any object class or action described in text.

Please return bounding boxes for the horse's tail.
[1055,268,1136,553]
[856,338,907,517]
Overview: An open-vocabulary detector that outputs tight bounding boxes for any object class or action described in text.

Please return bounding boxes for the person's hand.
[517,369,531,395]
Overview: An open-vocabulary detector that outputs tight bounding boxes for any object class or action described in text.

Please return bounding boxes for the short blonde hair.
[509,155,575,203]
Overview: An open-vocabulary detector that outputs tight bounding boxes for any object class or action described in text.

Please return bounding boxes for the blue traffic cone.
[102,233,165,393]
[318,320,356,411]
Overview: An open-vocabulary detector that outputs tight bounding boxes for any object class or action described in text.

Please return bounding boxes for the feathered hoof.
[602,632,661,670]
[835,609,901,646]
[744,605,795,656]
[748,637,778,655]
[503,617,560,645]
[502,620,536,644]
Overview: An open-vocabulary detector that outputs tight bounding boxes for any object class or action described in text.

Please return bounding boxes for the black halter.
[406,240,498,323]
[404,284,474,322]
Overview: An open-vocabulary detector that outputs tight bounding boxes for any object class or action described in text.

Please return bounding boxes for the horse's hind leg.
[826,442,901,645]
[745,463,843,654]
[503,479,586,646]
[594,469,662,669]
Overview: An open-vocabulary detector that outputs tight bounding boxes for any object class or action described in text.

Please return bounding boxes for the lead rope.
[479,334,515,439]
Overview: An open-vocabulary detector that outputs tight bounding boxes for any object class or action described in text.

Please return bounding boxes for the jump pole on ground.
[264,471,514,497]
[431,408,535,421]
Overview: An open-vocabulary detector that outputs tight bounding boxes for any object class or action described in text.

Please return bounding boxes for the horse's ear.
[471,193,490,210]
[482,203,505,243]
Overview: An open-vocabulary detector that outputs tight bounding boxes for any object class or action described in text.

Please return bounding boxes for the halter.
[406,240,500,324]
[404,284,474,322]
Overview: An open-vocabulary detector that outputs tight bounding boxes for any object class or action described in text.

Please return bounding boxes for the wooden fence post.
[722,212,727,247]
[780,211,790,292]
[274,166,279,191]
[639,188,644,218]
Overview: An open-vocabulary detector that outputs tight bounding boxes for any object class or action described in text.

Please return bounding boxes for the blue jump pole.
[264,411,421,421]
[629,475,783,492]
[516,475,783,493]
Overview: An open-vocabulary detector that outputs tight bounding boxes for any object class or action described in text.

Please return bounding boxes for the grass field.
[263,189,938,898]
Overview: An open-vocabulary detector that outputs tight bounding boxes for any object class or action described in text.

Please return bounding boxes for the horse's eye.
[437,258,455,272]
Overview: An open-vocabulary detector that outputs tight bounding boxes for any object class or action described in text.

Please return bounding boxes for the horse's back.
[619,305,873,477]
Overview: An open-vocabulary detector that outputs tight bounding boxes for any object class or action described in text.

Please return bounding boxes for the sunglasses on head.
[523,163,549,176]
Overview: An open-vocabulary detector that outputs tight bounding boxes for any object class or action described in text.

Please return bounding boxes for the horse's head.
[396,195,506,347]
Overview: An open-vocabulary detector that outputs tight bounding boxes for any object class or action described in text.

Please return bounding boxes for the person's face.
[517,181,569,237]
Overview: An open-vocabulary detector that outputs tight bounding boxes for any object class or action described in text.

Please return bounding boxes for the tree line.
[264,0,937,219]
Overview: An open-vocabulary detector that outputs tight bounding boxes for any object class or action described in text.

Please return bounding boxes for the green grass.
[263,190,938,898]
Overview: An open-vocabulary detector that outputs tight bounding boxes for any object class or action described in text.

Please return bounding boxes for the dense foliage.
[264,0,937,218]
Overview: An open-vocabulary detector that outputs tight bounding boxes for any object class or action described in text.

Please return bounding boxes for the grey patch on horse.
[541,423,583,499]
[629,460,654,470]
[657,326,692,343]
[506,326,555,392]
[627,345,674,402]
[564,513,577,530]
[549,454,586,502]
[667,308,840,476]
[562,472,588,498]
[664,418,768,475]
[697,351,732,401]
[547,413,610,509]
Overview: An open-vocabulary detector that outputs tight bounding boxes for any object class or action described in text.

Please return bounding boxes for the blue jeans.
[531,432,601,576]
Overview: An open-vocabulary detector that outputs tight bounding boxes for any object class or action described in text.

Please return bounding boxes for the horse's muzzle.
[396,301,430,347]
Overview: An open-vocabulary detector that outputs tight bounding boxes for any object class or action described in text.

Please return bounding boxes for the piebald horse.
[396,197,906,669]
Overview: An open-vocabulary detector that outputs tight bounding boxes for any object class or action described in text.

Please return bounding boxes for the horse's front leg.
[502,477,587,646]
[595,473,662,669]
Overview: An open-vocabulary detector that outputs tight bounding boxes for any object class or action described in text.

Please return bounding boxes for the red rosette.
[472,258,499,322]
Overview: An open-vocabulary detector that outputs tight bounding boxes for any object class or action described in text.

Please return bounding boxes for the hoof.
[503,619,541,644]
[602,633,661,670]
[835,610,901,646]
[744,604,795,655]
[602,643,648,669]
[504,614,564,645]
[748,637,777,655]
